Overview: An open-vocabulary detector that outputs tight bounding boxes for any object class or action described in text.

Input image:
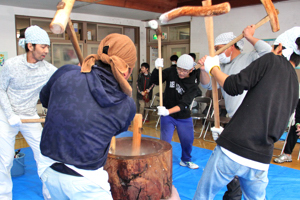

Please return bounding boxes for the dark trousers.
[284,125,299,154]
[223,176,242,200]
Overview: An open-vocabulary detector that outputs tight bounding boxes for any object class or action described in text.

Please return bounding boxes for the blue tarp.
[12,131,300,199]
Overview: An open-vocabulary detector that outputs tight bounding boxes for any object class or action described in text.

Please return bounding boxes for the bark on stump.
[104,137,172,200]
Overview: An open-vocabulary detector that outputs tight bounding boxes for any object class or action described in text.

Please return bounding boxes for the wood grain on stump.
[104,137,172,200]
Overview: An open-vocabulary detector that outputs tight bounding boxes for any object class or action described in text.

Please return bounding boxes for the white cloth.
[155,58,164,69]
[215,32,244,50]
[0,108,44,199]
[177,54,194,70]
[221,147,269,171]
[148,20,158,29]
[274,26,300,60]
[0,54,56,119]
[18,25,50,48]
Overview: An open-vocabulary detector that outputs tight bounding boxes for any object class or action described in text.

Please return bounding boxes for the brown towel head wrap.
[81,33,137,96]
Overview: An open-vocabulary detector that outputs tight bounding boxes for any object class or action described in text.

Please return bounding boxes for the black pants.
[284,125,299,154]
[223,176,242,200]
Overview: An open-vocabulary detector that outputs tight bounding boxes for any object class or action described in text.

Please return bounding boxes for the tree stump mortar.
[104,137,172,200]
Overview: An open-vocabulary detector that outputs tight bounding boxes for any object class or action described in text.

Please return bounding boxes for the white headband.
[215,32,244,50]
[274,26,300,60]
[19,25,50,49]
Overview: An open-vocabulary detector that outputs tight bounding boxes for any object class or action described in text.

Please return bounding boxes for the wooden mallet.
[148,20,164,107]
[132,114,143,155]
[158,1,231,129]
[215,0,280,55]
[50,0,84,65]
[110,114,143,155]
[201,0,221,128]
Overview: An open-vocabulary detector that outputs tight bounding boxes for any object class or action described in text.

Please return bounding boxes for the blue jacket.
[40,64,136,170]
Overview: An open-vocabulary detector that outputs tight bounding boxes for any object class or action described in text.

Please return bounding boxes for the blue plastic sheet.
[12,131,300,199]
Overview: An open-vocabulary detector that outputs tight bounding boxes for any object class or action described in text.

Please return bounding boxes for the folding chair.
[273,113,294,157]
[203,99,231,142]
[143,93,161,130]
[190,96,212,138]
[274,112,300,160]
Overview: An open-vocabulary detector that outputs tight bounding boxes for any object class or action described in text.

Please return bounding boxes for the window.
[15,16,139,67]
[169,25,190,41]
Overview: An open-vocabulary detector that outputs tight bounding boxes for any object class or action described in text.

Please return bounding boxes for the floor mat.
[12,131,300,199]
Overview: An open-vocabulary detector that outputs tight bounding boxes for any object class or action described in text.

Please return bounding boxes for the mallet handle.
[158,36,163,107]
[21,118,45,123]
[66,18,84,65]
[110,136,116,154]
[132,114,143,155]
[156,27,163,107]
[203,0,220,128]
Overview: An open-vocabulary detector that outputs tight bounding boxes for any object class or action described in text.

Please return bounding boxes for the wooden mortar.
[104,137,172,200]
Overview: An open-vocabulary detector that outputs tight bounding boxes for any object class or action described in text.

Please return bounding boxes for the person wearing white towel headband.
[0,25,56,200]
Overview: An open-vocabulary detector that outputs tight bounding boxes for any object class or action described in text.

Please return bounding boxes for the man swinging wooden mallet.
[147,1,230,170]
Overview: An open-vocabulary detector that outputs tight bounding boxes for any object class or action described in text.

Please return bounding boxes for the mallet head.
[148,20,158,30]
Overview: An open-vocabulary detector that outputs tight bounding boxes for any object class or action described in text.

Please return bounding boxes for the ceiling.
[76,0,288,13]
[0,0,288,21]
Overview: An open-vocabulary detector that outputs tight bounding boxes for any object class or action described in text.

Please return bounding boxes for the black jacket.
[136,73,154,100]
[150,67,200,119]
[217,53,299,164]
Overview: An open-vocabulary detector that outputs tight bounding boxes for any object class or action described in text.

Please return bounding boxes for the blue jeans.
[160,116,194,162]
[41,167,113,200]
[193,145,268,200]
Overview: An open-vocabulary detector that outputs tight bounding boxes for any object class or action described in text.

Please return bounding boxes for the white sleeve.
[0,63,14,119]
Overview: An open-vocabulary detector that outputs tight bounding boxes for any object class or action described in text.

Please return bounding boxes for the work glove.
[8,114,22,127]
[157,106,169,116]
[204,56,220,76]
[155,58,164,69]
[211,126,224,141]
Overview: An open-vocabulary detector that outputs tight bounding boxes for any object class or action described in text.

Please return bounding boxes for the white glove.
[8,114,22,127]
[204,56,220,75]
[157,106,169,116]
[155,58,164,69]
[211,126,224,141]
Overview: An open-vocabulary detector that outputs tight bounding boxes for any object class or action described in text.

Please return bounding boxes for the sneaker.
[274,153,292,163]
[179,160,199,169]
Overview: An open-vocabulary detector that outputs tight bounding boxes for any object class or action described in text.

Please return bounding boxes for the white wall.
[1,0,300,64]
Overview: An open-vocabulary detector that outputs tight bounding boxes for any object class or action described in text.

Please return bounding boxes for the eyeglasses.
[177,67,190,74]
